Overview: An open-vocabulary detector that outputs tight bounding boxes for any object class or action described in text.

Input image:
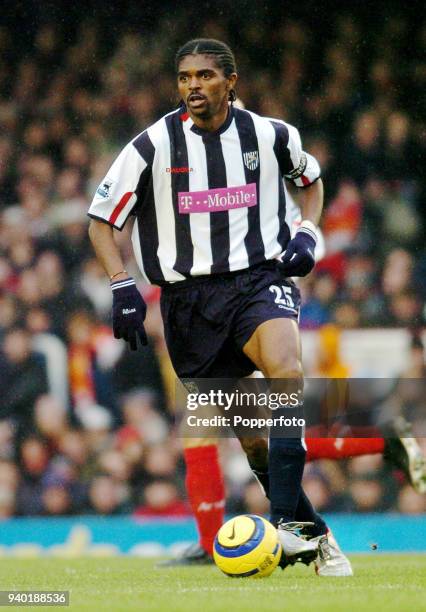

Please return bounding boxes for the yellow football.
[213,514,282,578]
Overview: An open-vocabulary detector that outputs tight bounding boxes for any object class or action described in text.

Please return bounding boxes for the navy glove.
[280,223,317,277]
[111,277,148,350]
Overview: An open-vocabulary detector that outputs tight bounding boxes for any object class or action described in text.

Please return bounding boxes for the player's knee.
[263,356,303,379]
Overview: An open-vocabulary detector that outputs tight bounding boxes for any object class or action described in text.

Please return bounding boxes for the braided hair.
[175,38,237,102]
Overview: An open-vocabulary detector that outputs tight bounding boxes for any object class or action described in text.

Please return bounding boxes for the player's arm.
[298,177,323,227]
[87,139,151,349]
[274,121,323,276]
[88,220,129,282]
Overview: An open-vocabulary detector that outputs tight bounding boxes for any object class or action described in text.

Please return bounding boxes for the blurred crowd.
[0,5,425,518]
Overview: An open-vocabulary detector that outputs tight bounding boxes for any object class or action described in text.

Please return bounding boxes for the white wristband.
[111,278,136,291]
[298,220,318,244]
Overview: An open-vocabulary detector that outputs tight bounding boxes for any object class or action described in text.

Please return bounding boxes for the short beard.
[190,102,212,119]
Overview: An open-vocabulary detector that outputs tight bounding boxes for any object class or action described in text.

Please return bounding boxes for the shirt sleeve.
[87,137,150,230]
[271,120,321,188]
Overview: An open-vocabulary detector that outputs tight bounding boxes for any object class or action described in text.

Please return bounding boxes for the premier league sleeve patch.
[96,178,114,199]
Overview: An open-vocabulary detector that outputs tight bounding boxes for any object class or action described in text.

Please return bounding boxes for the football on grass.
[213,514,282,578]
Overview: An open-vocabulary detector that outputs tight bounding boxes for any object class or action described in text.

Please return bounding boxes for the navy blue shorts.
[160,261,301,378]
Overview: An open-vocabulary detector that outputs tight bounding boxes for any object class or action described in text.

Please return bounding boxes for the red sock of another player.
[184,445,225,555]
[306,437,385,461]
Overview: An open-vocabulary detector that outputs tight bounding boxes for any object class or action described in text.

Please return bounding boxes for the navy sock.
[250,462,327,538]
[268,436,306,526]
[247,432,326,536]
[296,488,328,537]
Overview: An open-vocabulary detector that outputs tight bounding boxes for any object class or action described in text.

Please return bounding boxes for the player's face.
[177,55,237,120]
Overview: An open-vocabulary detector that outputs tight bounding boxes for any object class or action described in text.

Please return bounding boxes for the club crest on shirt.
[243,150,259,171]
[96,178,113,198]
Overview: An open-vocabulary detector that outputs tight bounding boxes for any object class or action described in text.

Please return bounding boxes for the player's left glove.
[111,277,148,351]
[280,221,317,277]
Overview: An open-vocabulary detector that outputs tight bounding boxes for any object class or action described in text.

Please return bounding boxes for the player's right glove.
[111,277,148,351]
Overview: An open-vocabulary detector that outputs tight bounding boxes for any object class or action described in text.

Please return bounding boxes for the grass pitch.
[0,555,425,612]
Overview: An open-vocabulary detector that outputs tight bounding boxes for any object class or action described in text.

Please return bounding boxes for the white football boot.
[277,522,320,568]
[384,416,426,494]
[311,530,353,577]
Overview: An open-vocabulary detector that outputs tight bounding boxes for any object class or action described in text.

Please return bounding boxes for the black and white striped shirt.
[88,106,320,284]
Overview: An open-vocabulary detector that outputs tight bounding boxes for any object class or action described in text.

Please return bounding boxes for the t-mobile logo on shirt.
[178,183,257,213]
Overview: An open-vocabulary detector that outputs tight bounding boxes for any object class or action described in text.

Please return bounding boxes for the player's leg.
[183,437,225,557]
[239,435,325,533]
[158,283,230,566]
[306,430,426,494]
[239,431,352,573]
[242,317,320,564]
[238,436,270,494]
[383,416,426,494]
[306,437,384,461]
[159,435,224,566]
[239,435,352,575]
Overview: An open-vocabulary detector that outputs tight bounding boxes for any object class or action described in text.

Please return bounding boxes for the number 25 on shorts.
[269,284,295,310]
